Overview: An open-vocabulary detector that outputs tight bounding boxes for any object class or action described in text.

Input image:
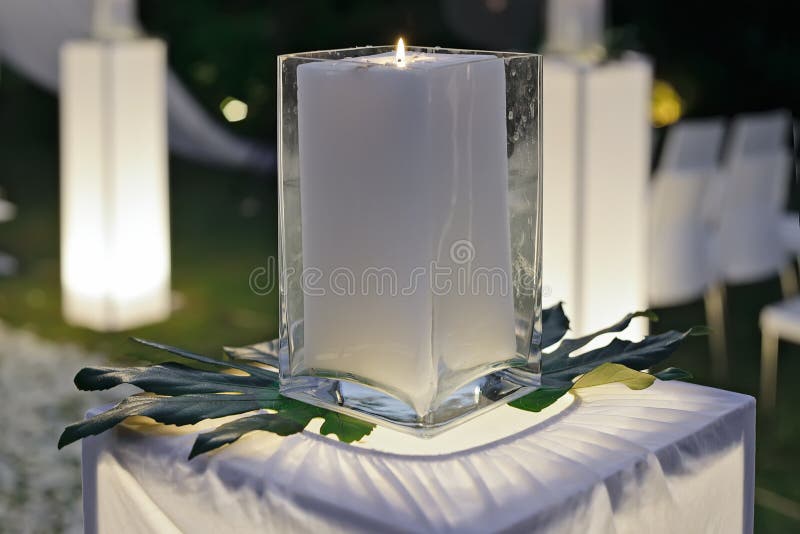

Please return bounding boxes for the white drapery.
[0,0,274,172]
[81,381,755,533]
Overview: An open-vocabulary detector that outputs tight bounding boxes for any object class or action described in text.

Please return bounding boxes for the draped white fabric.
[81,381,755,533]
[0,0,274,172]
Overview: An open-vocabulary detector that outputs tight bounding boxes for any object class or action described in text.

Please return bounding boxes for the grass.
[1,69,798,531]
[0,69,278,362]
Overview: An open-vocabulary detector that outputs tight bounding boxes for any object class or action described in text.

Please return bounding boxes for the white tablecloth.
[82,381,755,533]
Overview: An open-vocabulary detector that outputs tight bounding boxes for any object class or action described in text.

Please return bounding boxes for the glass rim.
[278,45,541,70]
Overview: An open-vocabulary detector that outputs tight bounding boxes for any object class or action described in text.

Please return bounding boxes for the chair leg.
[760,333,780,413]
[779,263,799,298]
[705,285,728,383]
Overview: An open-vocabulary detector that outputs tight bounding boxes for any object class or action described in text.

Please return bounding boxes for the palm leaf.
[541,303,570,349]
[60,305,697,457]
[131,338,276,381]
[319,412,375,442]
[545,327,702,382]
[547,310,656,359]
[74,362,272,395]
[572,362,655,390]
[509,326,700,414]
[189,413,309,459]
[652,367,693,381]
[222,340,281,366]
[507,385,572,412]
[58,390,287,449]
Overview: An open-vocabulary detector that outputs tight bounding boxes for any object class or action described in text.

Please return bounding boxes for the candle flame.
[396,37,406,68]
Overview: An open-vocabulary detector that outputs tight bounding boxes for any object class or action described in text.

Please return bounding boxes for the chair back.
[716,152,793,283]
[659,118,725,171]
[726,110,792,162]
[649,169,711,305]
[658,118,728,227]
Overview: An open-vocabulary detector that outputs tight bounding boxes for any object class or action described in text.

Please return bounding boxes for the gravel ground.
[0,322,113,534]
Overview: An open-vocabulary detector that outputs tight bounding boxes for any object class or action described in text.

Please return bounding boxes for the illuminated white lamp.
[59,0,170,331]
[545,0,605,60]
[542,0,651,337]
[91,0,140,40]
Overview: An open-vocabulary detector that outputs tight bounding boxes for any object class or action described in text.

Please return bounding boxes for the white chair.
[649,171,713,306]
[660,118,729,231]
[779,121,799,258]
[659,118,726,171]
[709,108,797,382]
[723,110,796,289]
[725,109,792,162]
[779,212,800,260]
[759,296,800,411]
[715,152,794,286]
[708,110,792,231]
[757,122,800,412]
[649,118,728,378]
[711,152,795,386]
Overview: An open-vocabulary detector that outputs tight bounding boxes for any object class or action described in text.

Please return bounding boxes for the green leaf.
[131,338,277,381]
[223,340,280,366]
[189,413,309,459]
[573,363,655,390]
[688,325,711,336]
[58,391,288,449]
[189,403,374,457]
[508,385,572,412]
[319,412,375,443]
[59,309,700,457]
[278,400,328,423]
[74,362,273,395]
[541,303,570,349]
[545,327,697,382]
[652,367,693,381]
[547,310,656,360]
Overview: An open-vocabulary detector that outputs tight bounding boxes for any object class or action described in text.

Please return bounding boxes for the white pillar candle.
[296,50,516,414]
[60,38,170,331]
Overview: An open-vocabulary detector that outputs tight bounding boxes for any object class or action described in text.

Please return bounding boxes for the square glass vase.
[277,46,542,437]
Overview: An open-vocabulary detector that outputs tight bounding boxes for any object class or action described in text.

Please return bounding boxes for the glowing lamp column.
[60,38,170,331]
[544,0,605,57]
[543,55,652,336]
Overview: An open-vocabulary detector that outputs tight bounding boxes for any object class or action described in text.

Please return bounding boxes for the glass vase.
[278,46,542,436]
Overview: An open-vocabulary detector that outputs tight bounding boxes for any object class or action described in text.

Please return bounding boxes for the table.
[81,381,755,533]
